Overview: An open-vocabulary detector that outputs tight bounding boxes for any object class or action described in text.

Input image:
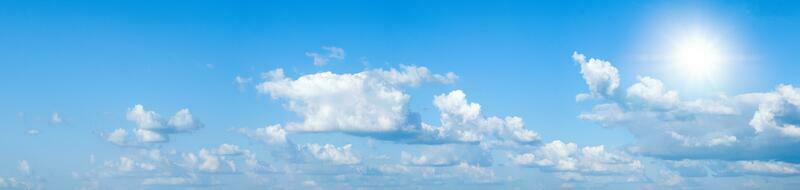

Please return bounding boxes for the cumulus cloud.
[126,105,163,130]
[626,76,680,109]
[572,51,620,99]
[114,156,157,173]
[74,144,267,189]
[167,109,202,132]
[134,128,167,143]
[253,65,543,147]
[255,65,454,134]
[573,52,800,162]
[418,90,540,145]
[749,84,800,138]
[106,104,203,145]
[181,148,235,173]
[238,124,288,145]
[299,144,361,165]
[215,144,243,156]
[106,128,129,145]
[509,140,642,175]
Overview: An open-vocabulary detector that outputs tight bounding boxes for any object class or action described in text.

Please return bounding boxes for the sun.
[671,33,726,81]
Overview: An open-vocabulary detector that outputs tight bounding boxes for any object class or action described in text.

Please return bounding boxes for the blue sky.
[2,1,800,189]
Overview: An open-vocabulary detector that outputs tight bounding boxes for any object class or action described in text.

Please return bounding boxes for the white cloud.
[509,140,642,174]
[299,144,360,165]
[578,103,625,124]
[126,104,163,130]
[401,152,454,166]
[305,52,327,66]
[107,128,129,145]
[134,128,167,143]
[455,162,496,182]
[215,144,243,156]
[749,84,800,138]
[572,51,620,98]
[626,76,680,109]
[50,112,63,125]
[572,52,800,162]
[400,145,491,167]
[256,66,454,133]
[234,76,252,91]
[113,156,158,172]
[0,177,34,189]
[434,90,481,123]
[306,46,346,66]
[238,124,287,145]
[198,149,221,172]
[167,109,202,132]
[26,129,40,135]
[735,160,800,175]
[323,46,345,60]
[254,66,543,150]
[142,177,196,186]
[421,90,540,145]
[178,146,255,173]
[117,157,136,172]
[18,160,30,175]
[109,105,202,145]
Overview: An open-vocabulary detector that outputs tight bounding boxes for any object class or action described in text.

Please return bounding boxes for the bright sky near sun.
[2,1,800,189]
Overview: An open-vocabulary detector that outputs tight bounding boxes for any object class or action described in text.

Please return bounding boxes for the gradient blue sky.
[2,1,800,189]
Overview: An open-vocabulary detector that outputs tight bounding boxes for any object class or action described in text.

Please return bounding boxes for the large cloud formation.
[256,65,454,133]
[76,52,800,189]
[253,65,540,147]
[573,51,800,163]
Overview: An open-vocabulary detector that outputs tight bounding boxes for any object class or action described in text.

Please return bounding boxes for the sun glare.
[671,33,726,81]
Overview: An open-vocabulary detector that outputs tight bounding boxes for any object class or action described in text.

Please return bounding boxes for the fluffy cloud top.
[256,66,455,133]
[420,90,540,145]
[749,84,800,138]
[626,76,680,109]
[572,51,620,98]
[254,66,540,147]
[574,52,800,162]
[238,124,288,145]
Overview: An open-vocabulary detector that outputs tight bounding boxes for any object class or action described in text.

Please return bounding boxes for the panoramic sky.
[2,1,800,189]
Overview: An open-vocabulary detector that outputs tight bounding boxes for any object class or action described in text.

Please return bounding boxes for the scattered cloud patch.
[50,112,63,125]
[299,144,361,165]
[306,46,346,66]
[105,105,203,145]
